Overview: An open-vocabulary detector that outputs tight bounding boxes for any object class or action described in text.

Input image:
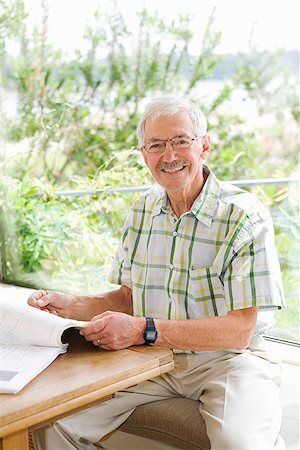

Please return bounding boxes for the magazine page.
[0,299,86,348]
[0,344,66,394]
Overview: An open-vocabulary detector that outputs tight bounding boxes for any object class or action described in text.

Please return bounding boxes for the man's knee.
[212,429,253,450]
[209,428,282,450]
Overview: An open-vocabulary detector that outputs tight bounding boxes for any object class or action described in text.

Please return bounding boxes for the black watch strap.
[144,317,158,344]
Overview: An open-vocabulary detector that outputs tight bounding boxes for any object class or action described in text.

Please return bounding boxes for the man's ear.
[201,135,211,160]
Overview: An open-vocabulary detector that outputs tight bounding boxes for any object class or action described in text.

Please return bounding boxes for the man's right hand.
[27,290,73,318]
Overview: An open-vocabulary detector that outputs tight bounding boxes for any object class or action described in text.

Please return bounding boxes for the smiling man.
[28,96,286,450]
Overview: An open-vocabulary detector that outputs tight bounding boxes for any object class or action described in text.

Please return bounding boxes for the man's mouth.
[158,161,188,173]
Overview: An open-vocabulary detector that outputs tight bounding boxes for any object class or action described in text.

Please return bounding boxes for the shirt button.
[170,264,174,270]
[173,231,178,237]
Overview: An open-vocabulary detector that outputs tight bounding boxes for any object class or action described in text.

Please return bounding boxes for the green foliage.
[1,1,298,183]
[0,150,151,292]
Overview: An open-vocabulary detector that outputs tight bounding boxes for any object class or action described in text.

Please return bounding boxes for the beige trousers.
[32,350,285,450]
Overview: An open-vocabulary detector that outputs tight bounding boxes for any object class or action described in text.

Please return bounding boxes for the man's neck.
[167,170,208,218]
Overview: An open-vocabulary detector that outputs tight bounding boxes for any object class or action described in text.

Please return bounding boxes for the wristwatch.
[144,317,158,344]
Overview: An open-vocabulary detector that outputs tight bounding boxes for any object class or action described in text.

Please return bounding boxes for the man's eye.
[175,138,189,146]
[150,142,163,150]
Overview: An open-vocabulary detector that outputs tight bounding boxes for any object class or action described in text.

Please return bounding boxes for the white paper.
[0,299,86,394]
[0,344,66,394]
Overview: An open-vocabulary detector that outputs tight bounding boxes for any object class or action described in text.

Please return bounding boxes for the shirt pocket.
[188,266,228,317]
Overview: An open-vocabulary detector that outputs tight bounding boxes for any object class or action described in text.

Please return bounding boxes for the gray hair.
[137,95,207,148]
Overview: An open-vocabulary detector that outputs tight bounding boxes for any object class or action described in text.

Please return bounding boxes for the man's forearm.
[154,307,258,351]
[67,285,133,320]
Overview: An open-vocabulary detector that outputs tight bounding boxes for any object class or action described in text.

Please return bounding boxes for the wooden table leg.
[1,429,29,450]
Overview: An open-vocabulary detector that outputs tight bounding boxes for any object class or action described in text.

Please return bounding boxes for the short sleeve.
[108,224,132,288]
[222,213,285,312]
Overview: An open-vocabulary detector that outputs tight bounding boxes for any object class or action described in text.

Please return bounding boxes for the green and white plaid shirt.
[109,167,285,327]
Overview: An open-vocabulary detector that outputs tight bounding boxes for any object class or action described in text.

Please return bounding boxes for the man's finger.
[28,290,49,307]
[80,318,106,337]
[36,298,50,307]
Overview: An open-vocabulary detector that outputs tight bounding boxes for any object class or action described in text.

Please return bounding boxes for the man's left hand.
[80,311,146,350]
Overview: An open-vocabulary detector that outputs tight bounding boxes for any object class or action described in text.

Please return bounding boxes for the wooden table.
[0,334,174,450]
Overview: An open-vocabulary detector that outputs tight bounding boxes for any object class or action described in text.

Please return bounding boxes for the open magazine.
[0,299,87,394]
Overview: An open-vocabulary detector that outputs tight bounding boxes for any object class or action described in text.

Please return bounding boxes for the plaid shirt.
[109,167,285,325]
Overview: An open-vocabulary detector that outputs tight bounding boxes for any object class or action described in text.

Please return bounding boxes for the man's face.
[141,111,210,195]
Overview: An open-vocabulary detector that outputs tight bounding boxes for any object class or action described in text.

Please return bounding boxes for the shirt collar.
[150,166,221,226]
[190,167,221,226]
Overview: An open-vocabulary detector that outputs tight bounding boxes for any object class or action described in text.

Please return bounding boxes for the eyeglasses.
[143,135,200,154]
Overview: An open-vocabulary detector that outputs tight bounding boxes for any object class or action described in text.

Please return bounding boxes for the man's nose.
[163,141,178,162]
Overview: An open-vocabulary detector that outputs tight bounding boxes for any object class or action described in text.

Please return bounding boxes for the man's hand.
[27,290,74,318]
[80,311,146,350]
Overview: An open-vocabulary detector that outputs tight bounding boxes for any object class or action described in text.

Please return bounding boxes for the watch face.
[145,330,157,343]
[146,331,157,340]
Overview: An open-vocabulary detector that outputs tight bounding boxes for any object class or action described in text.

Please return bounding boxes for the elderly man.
[28,96,285,450]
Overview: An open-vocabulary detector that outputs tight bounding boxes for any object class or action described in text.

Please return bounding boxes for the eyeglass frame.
[142,135,201,154]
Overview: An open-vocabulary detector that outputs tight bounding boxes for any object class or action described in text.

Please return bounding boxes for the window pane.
[0,179,298,343]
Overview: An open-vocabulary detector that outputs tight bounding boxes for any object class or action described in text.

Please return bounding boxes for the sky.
[23,0,299,55]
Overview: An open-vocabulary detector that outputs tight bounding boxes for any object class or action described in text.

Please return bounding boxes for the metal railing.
[37,177,299,198]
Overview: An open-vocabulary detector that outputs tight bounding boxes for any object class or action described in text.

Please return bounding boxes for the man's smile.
[157,160,188,173]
